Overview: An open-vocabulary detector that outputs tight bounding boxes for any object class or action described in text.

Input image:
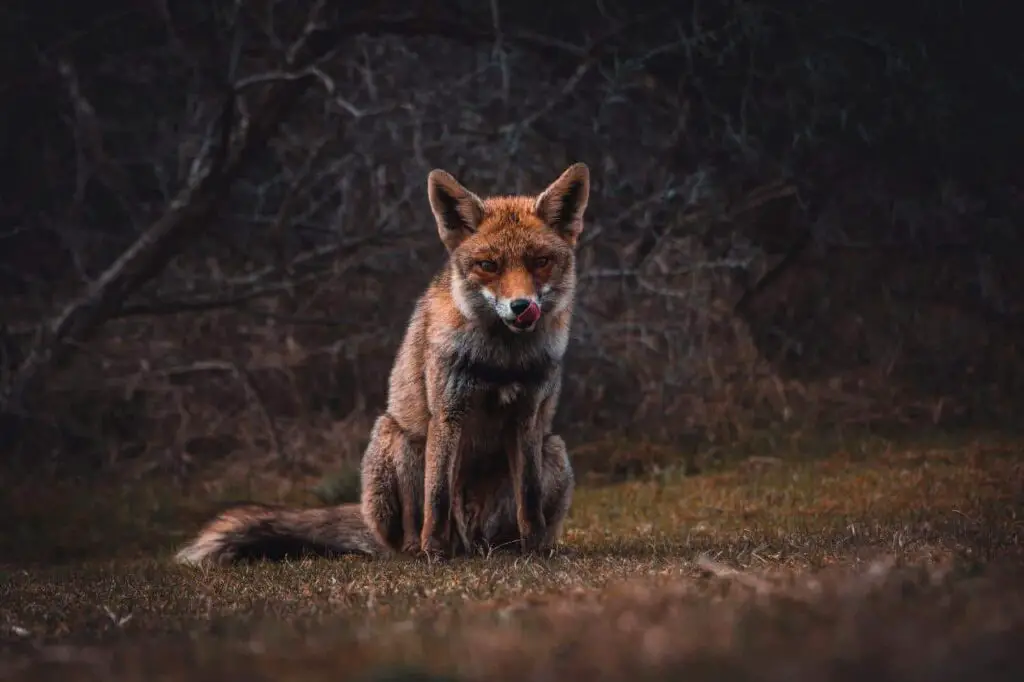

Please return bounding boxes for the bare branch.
[580,259,754,282]
[500,58,594,138]
[489,0,510,102]
[235,66,335,92]
[117,359,286,463]
[56,58,145,226]
[0,60,327,413]
[116,232,426,318]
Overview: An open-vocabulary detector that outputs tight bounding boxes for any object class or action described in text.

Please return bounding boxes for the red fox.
[174,162,590,564]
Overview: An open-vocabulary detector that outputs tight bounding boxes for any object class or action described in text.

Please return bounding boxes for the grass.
[1,434,1023,681]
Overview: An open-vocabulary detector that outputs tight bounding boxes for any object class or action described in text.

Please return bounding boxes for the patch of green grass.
[1,436,1023,681]
[312,464,363,505]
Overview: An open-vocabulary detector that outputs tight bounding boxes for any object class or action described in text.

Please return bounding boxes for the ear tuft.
[427,169,485,252]
[534,162,590,245]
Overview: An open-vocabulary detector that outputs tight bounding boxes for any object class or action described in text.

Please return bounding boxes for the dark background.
[1,0,1021,480]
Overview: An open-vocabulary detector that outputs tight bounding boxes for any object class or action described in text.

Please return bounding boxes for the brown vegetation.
[2,1,1022,478]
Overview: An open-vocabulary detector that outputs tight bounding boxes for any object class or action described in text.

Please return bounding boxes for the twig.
[497,9,667,139]
[634,179,798,273]
[500,58,594,137]
[114,231,425,319]
[733,232,811,314]
[241,69,399,125]
[696,554,773,594]
[131,360,286,463]
[489,0,510,102]
[580,259,754,281]
[55,58,145,227]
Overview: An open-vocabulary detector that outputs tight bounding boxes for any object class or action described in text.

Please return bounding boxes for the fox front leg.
[448,443,473,555]
[507,422,547,554]
[421,415,461,560]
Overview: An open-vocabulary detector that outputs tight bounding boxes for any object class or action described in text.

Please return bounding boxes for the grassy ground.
[1,434,1023,681]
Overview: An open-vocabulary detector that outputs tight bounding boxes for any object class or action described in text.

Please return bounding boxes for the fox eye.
[533,256,551,268]
[477,259,498,273]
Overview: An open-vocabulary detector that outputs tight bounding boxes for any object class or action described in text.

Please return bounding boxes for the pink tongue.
[515,301,541,325]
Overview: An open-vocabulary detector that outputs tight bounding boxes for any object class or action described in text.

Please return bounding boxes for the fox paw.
[517,519,549,555]
[419,547,448,564]
[419,535,448,563]
[518,534,545,556]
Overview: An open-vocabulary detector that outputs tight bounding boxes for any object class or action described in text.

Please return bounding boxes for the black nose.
[509,298,531,316]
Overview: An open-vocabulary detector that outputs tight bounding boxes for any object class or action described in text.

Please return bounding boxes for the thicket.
[1,0,1020,476]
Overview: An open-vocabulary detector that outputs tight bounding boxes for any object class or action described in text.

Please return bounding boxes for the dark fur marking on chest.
[446,353,554,388]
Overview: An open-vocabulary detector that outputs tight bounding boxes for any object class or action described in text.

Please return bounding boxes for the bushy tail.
[173,503,383,565]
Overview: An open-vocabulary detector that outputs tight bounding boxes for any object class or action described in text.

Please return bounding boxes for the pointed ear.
[534,162,590,246]
[427,169,485,252]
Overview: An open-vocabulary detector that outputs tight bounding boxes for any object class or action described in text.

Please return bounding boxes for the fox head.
[427,163,590,334]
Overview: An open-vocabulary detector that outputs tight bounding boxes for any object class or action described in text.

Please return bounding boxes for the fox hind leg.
[480,433,575,554]
[360,414,424,554]
[537,433,574,551]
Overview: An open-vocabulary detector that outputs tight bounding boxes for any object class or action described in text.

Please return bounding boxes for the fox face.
[450,210,575,333]
[427,163,590,334]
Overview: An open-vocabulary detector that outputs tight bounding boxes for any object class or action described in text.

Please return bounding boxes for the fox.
[174,162,591,565]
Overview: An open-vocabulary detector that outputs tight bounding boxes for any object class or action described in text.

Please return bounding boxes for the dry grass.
[1,435,1023,681]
